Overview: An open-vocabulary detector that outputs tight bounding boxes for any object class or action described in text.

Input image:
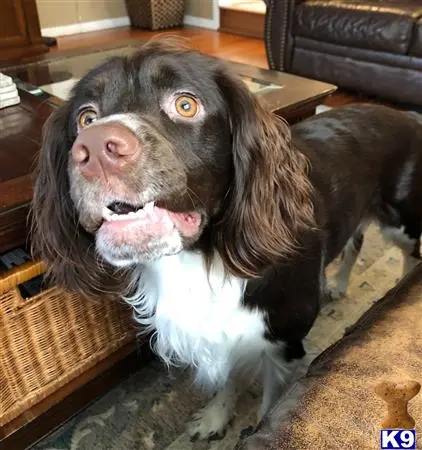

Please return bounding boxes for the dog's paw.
[326,282,347,301]
[187,403,233,441]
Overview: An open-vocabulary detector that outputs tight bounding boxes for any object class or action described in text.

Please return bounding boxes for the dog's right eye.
[175,95,198,118]
[78,108,98,129]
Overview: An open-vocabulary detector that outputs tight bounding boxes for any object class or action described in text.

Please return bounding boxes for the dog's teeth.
[102,203,157,222]
[109,212,128,221]
[143,201,155,213]
[102,206,113,221]
[135,209,146,217]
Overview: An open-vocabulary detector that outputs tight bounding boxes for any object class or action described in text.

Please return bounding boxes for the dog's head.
[31,38,314,296]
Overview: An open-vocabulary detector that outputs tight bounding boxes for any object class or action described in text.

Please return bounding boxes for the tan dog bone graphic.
[374,380,421,429]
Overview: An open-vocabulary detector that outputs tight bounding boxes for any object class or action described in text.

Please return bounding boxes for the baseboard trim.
[183,14,219,30]
[41,16,130,37]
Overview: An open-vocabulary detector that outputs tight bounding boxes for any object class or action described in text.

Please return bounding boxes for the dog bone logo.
[374,380,421,429]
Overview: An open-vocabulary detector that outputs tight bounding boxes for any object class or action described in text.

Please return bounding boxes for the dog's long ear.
[31,106,121,297]
[214,68,315,278]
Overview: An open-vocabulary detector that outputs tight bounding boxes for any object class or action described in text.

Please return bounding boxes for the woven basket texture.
[0,261,136,426]
[125,0,185,30]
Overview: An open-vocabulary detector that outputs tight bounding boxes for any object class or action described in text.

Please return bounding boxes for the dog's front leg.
[259,354,285,420]
[187,380,238,441]
[259,343,310,422]
[329,227,365,300]
[258,347,292,422]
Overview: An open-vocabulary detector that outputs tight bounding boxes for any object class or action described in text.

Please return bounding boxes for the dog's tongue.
[100,204,201,243]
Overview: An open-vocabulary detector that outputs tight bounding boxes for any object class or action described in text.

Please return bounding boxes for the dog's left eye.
[78,108,98,129]
[175,95,198,118]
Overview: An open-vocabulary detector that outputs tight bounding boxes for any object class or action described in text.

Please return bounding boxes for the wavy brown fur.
[214,69,315,278]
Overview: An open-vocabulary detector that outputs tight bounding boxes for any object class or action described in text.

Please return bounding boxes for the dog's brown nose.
[71,123,141,180]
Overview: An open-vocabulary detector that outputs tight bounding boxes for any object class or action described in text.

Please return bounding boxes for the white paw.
[187,401,233,441]
[327,282,346,301]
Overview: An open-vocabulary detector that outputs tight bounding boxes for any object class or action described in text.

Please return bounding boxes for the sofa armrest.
[265,0,299,72]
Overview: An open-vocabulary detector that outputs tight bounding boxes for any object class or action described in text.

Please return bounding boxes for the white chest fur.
[126,251,267,387]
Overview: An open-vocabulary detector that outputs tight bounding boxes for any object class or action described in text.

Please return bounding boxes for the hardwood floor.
[48,26,269,69]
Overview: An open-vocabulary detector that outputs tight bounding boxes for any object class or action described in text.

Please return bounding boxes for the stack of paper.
[0,73,20,109]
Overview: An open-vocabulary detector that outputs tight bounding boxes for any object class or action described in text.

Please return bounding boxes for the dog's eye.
[78,108,98,128]
[175,95,198,118]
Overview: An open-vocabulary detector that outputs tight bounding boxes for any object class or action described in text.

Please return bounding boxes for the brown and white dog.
[31,38,422,439]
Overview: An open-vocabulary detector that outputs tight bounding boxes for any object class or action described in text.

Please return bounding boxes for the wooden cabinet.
[0,0,48,62]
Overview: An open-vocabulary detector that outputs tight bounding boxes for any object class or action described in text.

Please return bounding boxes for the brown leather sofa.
[264,0,422,105]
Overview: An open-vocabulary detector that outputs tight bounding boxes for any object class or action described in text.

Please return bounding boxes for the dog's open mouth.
[103,201,159,221]
[100,201,202,239]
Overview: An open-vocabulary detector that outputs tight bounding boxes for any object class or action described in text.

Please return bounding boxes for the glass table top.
[6,42,335,112]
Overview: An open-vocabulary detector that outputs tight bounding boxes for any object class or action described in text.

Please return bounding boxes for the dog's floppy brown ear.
[214,68,315,278]
[31,106,121,297]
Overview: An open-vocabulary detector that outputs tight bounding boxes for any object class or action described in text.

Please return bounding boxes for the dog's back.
[291,104,422,265]
[292,104,422,299]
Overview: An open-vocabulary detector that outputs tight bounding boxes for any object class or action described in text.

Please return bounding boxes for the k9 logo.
[380,430,416,449]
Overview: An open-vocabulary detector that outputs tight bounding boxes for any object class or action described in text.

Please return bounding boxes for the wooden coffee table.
[230,60,336,122]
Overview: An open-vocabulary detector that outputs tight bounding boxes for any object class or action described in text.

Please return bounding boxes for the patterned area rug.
[32,223,419,450]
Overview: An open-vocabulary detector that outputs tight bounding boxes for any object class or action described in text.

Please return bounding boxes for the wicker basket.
[125,0,185,30]
[0,260,136,426]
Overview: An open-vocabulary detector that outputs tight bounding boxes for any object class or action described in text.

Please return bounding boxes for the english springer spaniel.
[31,38,422,440]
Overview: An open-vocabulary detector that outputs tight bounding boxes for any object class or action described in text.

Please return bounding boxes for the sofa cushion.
[291,46,422,105]
[410,17,422,57]
[294,0,422,55]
